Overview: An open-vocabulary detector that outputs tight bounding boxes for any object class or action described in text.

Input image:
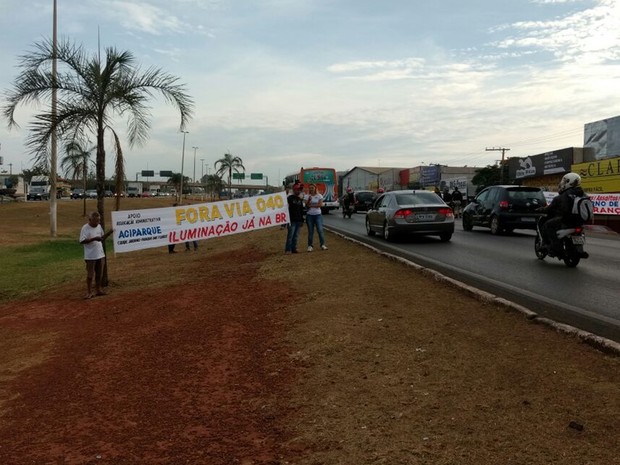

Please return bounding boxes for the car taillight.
[499,200,509,209]
[393,209,413,219]
[574,227,583,234]
[438,208,453,217]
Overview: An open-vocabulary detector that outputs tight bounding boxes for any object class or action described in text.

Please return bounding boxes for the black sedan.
[365,190,455,242]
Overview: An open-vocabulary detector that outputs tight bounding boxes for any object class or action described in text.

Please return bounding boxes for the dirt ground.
[0,217,619,464]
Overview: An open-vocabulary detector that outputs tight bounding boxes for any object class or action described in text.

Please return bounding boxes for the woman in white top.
[304,183,327,251]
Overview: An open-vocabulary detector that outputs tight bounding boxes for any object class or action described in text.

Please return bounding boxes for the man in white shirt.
[80,211,113,299]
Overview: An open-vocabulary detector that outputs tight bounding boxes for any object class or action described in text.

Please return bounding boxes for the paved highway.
[323,212,620,343]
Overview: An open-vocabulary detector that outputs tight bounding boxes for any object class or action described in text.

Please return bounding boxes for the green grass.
[0,239,85,302]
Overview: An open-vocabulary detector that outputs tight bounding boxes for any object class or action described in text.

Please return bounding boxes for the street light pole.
[192,146,198,182]
[179,131,189,202]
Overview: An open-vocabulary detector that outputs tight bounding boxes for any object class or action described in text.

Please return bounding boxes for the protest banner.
[111,193,288,253]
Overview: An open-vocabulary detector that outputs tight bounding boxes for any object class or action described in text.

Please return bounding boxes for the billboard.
[584,115,620,160]
[420,165,441,186]
[508,148,573,180]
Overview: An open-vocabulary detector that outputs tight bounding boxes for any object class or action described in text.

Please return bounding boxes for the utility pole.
[486,147,510,184]
[192,146,198,182]
[50,0,58,237]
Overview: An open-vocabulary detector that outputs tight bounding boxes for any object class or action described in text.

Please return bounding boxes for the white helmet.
[558,172,581,193]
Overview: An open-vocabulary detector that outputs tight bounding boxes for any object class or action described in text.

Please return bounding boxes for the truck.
[27,176,50,201]
[127,181,143,198]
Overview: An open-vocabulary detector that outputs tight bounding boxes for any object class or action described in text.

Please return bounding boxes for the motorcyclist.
[540,172,587,255]
[343,186,355,212]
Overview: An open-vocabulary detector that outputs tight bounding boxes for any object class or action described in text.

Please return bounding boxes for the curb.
[326,228,620,357]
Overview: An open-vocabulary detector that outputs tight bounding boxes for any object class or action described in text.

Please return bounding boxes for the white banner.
[543,191,620,215]
[111,193,289,253]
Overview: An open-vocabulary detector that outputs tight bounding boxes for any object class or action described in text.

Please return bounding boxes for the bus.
[283,167,339,213]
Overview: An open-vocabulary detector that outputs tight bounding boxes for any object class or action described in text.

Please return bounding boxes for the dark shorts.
[85,258,105,280]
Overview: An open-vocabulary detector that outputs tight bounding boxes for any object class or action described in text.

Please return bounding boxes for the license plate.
[571,236,585,245]
[521,217,536,222]
[413,213,435,222]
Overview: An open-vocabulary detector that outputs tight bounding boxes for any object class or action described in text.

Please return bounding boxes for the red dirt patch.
[0,247,305,465]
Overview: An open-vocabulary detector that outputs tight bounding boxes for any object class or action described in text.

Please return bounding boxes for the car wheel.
[439,233,452,242]
[490,215,502,235]
[365,218,375,236]
[382,222,394,241]
[462,213,473,231]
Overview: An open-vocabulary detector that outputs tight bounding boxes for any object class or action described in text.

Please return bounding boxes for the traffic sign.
[160,170,173,177]
[232,173,245,180]
[250,173,263,180]
[141,170,154,177]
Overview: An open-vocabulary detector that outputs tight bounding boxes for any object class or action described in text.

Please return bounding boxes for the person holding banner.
[80,211,113,299]
[285,182,304,253]
[305,183,327,252]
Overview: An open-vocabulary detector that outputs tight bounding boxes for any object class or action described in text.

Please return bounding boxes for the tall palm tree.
[3,38,193,229]
[214,153,245,199]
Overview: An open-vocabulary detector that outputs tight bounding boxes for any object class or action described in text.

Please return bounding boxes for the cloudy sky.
[1,0,619,185]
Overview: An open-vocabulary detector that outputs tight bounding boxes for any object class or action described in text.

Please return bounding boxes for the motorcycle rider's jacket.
[546,186,587,228]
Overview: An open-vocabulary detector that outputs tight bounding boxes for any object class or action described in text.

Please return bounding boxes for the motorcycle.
[342,200,354,218]
[534,216,589,267]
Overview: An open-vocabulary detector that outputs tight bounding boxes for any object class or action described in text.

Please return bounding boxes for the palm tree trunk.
[96,128,109,287]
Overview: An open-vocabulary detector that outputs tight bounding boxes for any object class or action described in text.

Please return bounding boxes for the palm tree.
[3,38,193,229]
[214,153,245,199]
[168,173,190,198]
[61,140,93,182]
[61,140,94,216]
[204,174,224,201]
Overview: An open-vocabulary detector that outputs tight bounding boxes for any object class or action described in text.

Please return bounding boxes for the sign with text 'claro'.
[111,193,288,253]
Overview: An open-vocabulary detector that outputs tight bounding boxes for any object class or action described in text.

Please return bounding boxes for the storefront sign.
[572,157,620,193]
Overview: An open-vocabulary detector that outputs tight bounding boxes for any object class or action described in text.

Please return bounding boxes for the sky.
[1,0,620,186]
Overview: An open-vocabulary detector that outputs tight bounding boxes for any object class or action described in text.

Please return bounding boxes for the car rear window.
[356,192,375,201]
[506,188,545,202]
[395,192,442,206]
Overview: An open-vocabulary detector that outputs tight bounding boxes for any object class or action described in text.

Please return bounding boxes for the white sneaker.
[321,245,328,250]
[307,246,313,252]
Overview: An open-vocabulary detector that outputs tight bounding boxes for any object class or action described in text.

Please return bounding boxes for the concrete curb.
[327,228,620,357]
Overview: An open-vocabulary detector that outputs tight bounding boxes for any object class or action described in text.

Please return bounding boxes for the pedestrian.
[451,186,464,218]
[285,182,304,254]
[305,183,327,251]
[185,240,198,252]
[80,211,113,299]
[169,203,179,253]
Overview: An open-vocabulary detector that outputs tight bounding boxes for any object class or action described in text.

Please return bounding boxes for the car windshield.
[395,192,442,206]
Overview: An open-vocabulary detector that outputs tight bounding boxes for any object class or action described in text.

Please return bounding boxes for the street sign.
[141,170,155,177]
[232,173,245,180]
[250,173,263,180]
[159,170,173,177]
